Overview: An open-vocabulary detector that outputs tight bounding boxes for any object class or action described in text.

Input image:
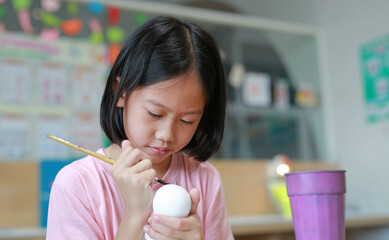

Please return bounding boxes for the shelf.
[227,104,309,118]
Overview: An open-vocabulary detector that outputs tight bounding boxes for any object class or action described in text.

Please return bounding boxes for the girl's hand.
[145,188,203,240]
[110,140,156,223]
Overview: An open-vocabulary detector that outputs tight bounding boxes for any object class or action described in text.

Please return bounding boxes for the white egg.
[153,184,191,217]
[145,184,191,240]
[144,233,153,240]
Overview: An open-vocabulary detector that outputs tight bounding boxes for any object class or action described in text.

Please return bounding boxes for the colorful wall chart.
[360,33,389,124]
[0,1,151,161]
[0,33,108,161]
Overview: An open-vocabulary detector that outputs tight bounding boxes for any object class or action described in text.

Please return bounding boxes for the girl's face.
[118,70,205,163]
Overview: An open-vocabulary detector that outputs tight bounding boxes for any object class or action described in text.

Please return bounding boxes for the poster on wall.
[36,63,68,105]
[0,33,108,161]
[360,33,389,124]
[0,59,33,104]
[36,115,69,160]
[0,114,31,160]
[0,0,153,161]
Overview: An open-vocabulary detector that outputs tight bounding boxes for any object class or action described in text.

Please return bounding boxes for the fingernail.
[148,216,152,223]
[143,225,150,233]
[153,215,159,222]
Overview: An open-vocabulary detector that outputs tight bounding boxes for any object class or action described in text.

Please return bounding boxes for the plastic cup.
[285,170,346,240]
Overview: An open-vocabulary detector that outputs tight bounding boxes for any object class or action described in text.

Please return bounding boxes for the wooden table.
[230,212,389,240]
[1,212,389,239]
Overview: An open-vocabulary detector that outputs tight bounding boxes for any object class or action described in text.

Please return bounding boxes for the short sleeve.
[46,167,104,240]
[200,167,234,240]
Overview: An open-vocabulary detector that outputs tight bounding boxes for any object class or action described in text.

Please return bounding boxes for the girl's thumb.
[189,188,200,215]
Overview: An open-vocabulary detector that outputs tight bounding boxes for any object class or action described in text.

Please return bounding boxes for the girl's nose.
[155,120,175,143]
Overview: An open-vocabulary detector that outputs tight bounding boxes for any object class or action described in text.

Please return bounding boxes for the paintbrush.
[47,134,169,185]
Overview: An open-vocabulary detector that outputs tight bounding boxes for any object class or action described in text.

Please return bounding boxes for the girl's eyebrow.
[146,99,202,115]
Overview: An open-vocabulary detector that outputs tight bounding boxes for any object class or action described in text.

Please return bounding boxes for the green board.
[360,33,389,123]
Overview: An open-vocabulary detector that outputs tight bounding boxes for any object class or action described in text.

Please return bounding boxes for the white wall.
[241,1,389,238]
[232,0,389,213]
[162,0,317,24]
[314,0,389,213]
[207,0,389,212]
[216,0,317,24]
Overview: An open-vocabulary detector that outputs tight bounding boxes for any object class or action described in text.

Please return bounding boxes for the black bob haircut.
[100,16,226,162]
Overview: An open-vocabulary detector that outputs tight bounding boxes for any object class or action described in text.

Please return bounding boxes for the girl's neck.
[103,144,171,179]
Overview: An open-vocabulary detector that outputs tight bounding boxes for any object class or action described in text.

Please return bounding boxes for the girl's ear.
[117,95,125,108]
[115,76,125,108]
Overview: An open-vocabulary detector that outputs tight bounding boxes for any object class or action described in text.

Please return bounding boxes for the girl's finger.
[149,215,190,238]
[112,145,141,172]
[152,214,188,229]
[115,140,133,165]
[111,145,132,174]
[121,139,132,150]
[120,140,151,163]
[117,148,144,168]
[145,226,171,240]
[139,168,157,186]
[148,219,172,238]
[131,158,153,173]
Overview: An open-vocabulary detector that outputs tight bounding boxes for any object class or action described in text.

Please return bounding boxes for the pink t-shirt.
[46,149,234,240]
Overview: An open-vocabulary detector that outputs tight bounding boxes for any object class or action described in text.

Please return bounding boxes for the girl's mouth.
[150,147,170,156]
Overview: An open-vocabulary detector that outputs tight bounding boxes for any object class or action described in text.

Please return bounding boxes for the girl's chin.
[148,154,173,165]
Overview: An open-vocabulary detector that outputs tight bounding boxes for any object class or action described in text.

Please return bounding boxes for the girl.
[47,16,233,240]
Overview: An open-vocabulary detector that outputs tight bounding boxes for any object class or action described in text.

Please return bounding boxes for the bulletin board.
[0,1,151,161]
[0,32,107,160]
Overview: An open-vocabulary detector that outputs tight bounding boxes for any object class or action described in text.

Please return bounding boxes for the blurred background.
[1,0,389,239]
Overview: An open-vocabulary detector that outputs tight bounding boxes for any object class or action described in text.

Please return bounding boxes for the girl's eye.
[181,119,194,125]
[147,110,162,118]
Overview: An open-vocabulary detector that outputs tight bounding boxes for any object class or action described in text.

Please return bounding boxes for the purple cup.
[285,170,346,240]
